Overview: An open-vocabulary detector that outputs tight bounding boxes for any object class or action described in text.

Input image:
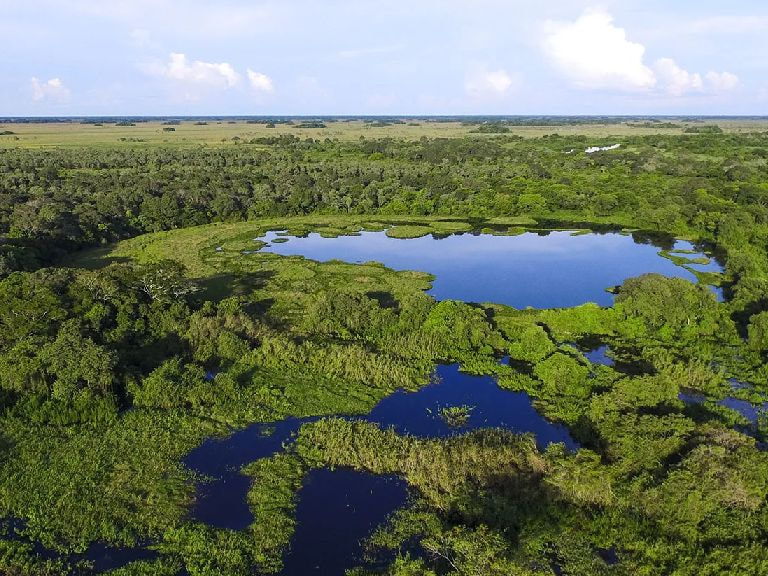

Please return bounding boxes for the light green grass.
[71,216,482,276]
[3,118,767,149]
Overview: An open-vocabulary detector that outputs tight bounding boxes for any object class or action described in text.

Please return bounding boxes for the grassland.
[70,216,482,276]
[2,117,768,148]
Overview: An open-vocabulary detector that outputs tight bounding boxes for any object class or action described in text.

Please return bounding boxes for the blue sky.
[2,0,767,115]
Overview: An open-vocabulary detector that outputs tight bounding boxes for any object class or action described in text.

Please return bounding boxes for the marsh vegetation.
[0,119,767,575]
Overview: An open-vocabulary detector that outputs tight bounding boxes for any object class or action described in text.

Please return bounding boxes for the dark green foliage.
[748,311,768,355]
[0,540,72,575]
[615,274,726,342]
[422,300,504,359]
[470,124,510,134]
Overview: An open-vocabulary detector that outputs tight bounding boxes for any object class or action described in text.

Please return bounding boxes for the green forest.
[1,121,768,575]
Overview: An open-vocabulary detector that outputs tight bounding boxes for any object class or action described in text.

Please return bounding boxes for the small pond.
[184,417,312,531]
[581,345,614,367]
[183,363,578,571]
[679,386,767,433]
[256,230,723,308]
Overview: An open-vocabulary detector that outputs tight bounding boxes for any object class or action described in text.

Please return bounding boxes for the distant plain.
[2,117,768,148]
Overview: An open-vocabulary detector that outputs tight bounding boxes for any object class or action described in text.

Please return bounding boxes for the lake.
[256,229,723,308]
[177,227,723,575]
[55,228,724,574]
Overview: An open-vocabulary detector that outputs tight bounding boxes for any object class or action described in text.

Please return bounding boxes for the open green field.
[2,117,768,148]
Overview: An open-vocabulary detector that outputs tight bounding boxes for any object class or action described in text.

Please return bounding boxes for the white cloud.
[543,9,656,91]
[465,68,516,98]
[543,10,740,98]
[247,69,274,93]
[151,53,240,89]
[30,77,70,102]
[653,59,738,96]
[705,71,739,93]
[654,58,702,96]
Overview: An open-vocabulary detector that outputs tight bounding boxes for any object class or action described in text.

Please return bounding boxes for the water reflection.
[281,470,407,576]
[182,363,578,572]
[258,230,723,308]
[367,364,577,450]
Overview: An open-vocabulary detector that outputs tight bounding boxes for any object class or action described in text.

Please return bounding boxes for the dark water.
[679,389,766,426]
[182,363,577,572]
[84,544,158,572]
[3,521,157,573]
[720,397,767,425]
[368,364,577,450]
[257,230,722,308]
[184,417,312,530]
[281,470,407,576]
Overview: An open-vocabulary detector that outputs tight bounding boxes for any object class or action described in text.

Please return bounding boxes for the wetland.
[0,123,767,576]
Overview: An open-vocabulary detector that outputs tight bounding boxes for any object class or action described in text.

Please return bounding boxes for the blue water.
[184,418,313,530]
[582,345,614,367]
[257,230,722,308]
[720,397,767,425]
[182,363,577,571]
[282,470,407,576]
[679,389,766,426]
[368,364,577,450]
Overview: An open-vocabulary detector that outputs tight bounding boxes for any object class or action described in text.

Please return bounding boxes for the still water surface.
[28,229,725,573]
[184,364,578,572]
[182,229,720,574]
[258,229,722,308]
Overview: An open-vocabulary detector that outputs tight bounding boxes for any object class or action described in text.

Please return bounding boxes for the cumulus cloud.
[653,59,739,96]
[543,9,656,91]
[543,9,739,97]
[465,68,516,98]
[30,77,70,102]
[151,53,240,89]
[247,69,274,93]
[705,71,739,92]
[654,58,702,96]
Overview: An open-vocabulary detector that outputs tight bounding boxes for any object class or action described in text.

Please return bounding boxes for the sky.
[2,0,767,116]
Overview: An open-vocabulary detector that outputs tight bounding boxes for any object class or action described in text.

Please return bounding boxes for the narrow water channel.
[183,363,579,573]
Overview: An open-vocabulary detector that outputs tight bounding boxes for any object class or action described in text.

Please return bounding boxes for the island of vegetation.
[0,118,766,575]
